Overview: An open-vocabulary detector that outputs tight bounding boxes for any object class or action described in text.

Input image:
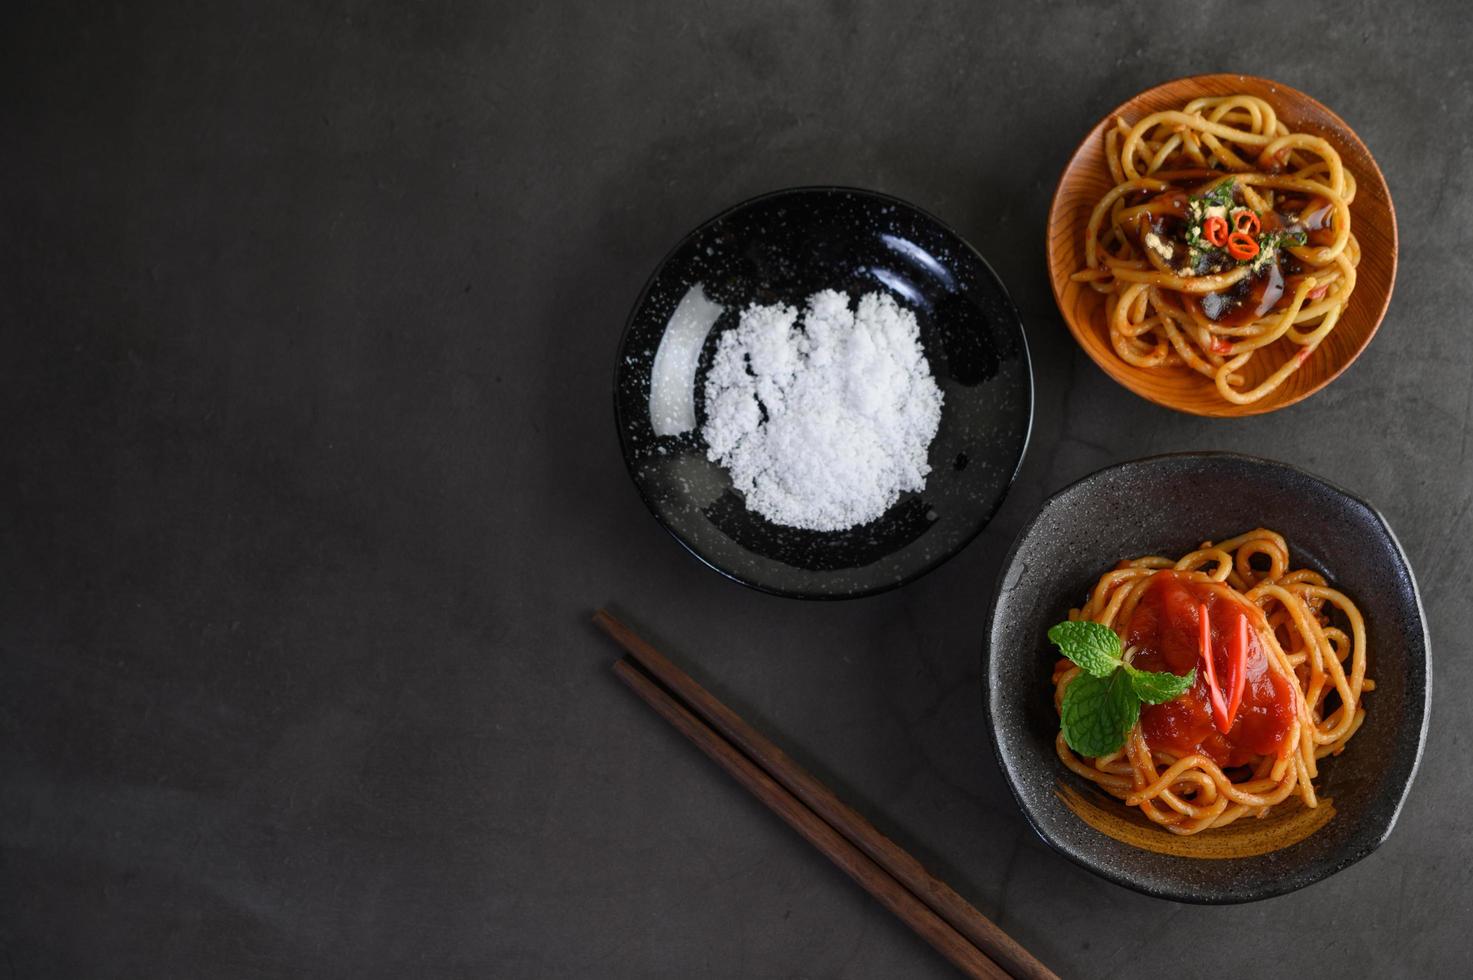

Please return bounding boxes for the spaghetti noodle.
[1052,529,1371,835]
[1071,95,1358,405]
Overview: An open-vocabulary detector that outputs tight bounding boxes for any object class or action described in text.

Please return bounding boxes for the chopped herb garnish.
[1200,179,1237,211]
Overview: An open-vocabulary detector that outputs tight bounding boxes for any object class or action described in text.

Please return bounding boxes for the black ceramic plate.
[985,452,1430,903]
[615,187,1032,599]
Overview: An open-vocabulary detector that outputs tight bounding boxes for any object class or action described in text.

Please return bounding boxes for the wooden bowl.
[1046,74,1398,417]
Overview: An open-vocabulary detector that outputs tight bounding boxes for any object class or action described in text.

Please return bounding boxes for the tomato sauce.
[1125,571,1296,766]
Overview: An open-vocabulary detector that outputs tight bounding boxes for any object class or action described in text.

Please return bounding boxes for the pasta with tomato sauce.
[1051,529,1371,835]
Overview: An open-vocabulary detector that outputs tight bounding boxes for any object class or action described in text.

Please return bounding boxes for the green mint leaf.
[1125,665,1197,705]
[1047,621,1123,678]
[1060,670,1140,757]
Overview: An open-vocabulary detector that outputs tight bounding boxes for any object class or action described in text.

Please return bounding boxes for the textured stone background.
[3,1,1469,976]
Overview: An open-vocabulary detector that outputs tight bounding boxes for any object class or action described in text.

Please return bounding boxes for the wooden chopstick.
[611,657,1008,980]
[596,609,1057,980]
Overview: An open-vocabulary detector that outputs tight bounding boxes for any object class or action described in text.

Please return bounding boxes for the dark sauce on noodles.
[1132,187,1333,328]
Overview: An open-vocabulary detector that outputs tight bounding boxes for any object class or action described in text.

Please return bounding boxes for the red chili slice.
[1226,613,1248,726]
[1199,603,1232,734]
[1232,210,1261,236]
[1202,216,1229,246]
[1226,232,1259,261]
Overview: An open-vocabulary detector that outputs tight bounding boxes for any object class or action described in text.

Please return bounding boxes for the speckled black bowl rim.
[982,451,1431,903]
[612,185,1034,600]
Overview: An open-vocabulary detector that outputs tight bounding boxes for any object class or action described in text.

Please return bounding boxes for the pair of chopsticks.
[594,610,1056,980]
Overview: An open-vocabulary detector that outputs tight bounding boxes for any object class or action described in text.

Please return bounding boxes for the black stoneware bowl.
[615,187,1032,599]
[985,452,1430,903]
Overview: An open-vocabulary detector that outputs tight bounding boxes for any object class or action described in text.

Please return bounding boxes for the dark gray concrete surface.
[3,1,1470,977]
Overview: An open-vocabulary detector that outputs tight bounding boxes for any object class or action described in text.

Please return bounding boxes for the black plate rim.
[612,184,1035,600]
[981,450,1431,904]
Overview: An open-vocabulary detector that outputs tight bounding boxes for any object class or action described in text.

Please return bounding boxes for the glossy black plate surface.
[615,187,1033,599]
[985,452,1430,903]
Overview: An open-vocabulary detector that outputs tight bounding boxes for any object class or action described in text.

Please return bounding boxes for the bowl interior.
[615,187,1032,599]
[985,452,1428,903]
[1046,74,1398,417]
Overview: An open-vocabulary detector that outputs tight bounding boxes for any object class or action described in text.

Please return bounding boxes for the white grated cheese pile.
[701,289,943,531]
